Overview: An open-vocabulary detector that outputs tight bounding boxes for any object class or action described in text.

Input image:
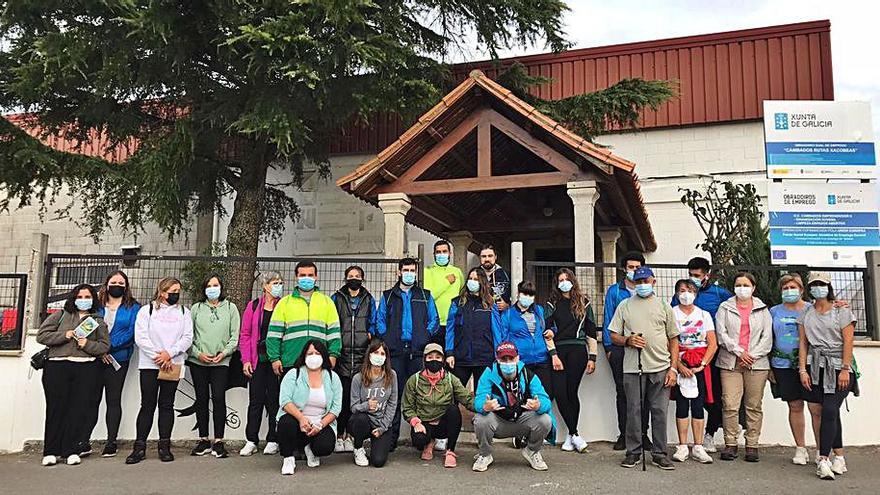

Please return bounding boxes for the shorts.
[770,367,806,402]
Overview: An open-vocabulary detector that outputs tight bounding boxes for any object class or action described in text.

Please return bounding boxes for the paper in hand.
[73,317,100,339]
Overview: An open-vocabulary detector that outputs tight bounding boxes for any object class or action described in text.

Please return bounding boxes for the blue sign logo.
[774,113,789,130]
[772,250,787,260]
[827,195,837,205]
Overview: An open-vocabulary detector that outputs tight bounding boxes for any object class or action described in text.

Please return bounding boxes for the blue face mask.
[558,280,573,293]
[518,295,534,308]
[75,298,93,311]
[625,270,636,282]
[781,288,801,304]
[205,286,221,300]
[466,279,480,293]
[297,276,316,291]
[635,283,653,298]
[435,253,450,266]
[810,285,829,300]
[270,283,284,298]
[690,276,704,288]
[401,271,417,286]
[499,361,518,375]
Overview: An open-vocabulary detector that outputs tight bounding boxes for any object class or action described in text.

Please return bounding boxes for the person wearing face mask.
[494,281,553,393]
[671,257,732,453]
[544,268,598,453]
[602,251,647,450]
[267,261,342,376]
[37,284,110,467]
[349,339,398,467]
[276,340,343,475]
[375,257,440,449]
[669,279,717,464]
[126,277,193,464]
[424,240,464,346]
[187,273,240,459]
[401,343,474,468]
[445,267,504,388]
[714,272,772,462]
[478,244,511,311]
[79,270,141,459]
[239,271,285,457]
[609,266,680,470]
[331,265,376,453]
[798,272,857,480]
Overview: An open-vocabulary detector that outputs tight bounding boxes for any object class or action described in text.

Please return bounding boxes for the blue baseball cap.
[633,266,654,281]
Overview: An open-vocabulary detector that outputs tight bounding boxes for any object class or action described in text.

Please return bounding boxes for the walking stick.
[635,333,646,472]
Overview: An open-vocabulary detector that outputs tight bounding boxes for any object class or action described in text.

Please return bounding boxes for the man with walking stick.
[609,266,680,470]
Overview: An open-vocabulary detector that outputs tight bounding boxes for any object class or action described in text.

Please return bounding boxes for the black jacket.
[332,287,376,377]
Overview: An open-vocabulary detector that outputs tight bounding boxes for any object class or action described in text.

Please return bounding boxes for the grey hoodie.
[350,370,398,434]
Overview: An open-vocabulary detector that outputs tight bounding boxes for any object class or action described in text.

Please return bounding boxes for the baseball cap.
[633,266,655,281]
[807,272,832,285]
[495,341,519,359]
[423,343,444,357]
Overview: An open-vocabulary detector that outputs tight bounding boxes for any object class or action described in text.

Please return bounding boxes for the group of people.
[35,242,859,481]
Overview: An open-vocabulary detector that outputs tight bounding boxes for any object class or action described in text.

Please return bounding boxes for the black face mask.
[424,360,443,373]
[166,293,181,305]
[345,279,363,291]
[107,285,126,298]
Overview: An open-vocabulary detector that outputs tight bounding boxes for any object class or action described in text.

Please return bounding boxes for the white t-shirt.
[673,306,715,349]
[301,386,327,424]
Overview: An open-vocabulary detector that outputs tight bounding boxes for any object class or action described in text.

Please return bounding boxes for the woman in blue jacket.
[493,281,552,393]
[83,270,141,458]
[446,268,503,387]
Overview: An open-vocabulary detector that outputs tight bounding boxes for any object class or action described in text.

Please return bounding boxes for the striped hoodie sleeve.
[266,297,287,362]
[324,295,342,357]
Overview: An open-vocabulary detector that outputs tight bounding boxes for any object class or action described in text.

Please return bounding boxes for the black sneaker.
[101,442,118,458]
[191,439,212,456]
[158,439,174,462]
[211,441,229,459]
[125,441,146,465]
[652,455,675,470]
[720,446,738,461]
[621,454,641,468]
[78,442,93,458]
[613,435,626,451]
[513,436,527,449]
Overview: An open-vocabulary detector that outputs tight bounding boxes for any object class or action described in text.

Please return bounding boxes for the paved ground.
[4,441,879,494]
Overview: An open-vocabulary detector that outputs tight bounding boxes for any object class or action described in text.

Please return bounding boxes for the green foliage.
[180,244,228,303]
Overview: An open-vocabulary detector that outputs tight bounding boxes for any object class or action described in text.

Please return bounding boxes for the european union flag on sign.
[827,195,837,205]
[772,250,787,260]
[774,113,788,130]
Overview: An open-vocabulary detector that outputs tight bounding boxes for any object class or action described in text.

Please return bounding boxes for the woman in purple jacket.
[239,271,285,457]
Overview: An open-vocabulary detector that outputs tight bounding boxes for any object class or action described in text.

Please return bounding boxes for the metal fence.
[0,274,28,351]
[41,254,409,319]
[527,261,875,339]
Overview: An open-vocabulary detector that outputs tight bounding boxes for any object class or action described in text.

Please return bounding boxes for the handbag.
[30,348,50,370]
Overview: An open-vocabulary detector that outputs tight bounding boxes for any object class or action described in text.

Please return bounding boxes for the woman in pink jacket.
[239,271,285,457]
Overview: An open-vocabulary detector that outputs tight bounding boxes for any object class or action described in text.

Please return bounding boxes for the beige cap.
[807,272,832,285]
[423,343,444,357]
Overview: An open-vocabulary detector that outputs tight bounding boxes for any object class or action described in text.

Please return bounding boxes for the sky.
[460,0,880,138]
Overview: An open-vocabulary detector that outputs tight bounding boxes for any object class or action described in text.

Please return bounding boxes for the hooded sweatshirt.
[402,369,474,423]
[350,370,398,434]
[188,299,241,367]
[134,303,194,370]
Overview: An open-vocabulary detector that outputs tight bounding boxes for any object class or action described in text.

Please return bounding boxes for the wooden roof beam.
[376,171,591,196]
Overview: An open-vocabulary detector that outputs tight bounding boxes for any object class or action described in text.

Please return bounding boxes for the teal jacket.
[277,367,343,435]
[474,361,558,444]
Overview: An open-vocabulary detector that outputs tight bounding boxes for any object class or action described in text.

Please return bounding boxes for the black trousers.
[526,363,552,398]
[390,352,423,444]
[135,369,179,441]
[189,363,229,439]
[42,360,100,457]
[451,364,487,389]
[337,375,353,437]
[551,345,588,435]
[245,361,279,443]
[276,414,337,457]
[83,360,130,444]
[411,403,462,452]
[349,412,394,467]
[704,358,723,435]
[809,371,850,457]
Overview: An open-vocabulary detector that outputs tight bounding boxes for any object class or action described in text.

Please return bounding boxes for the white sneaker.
[304,445,320,468]
[561,435,574,452]
[343,437,355,453]
[521,448,548,471]
[334,438,345,453]
[435,438,448,451]
[792,446,808,465]
[702,434,717,453]
[472,454,493,472]
[263,442,279,455]
[354,447,369,467]
[817,458,835,480]
[41,455,57,466]
[831,456,847,475]
[815,450,821,465]
[672,445,689,462]
[692,445,714,464]
[281,456,296,475]
[66,454,81,466]
[571,435,588,453]
[239,441,258,457]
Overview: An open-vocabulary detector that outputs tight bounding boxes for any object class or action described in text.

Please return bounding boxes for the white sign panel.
[769,182,880,266]
[764,100,876,179]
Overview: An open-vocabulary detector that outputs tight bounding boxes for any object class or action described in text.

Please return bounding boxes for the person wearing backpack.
[239,271,284,457]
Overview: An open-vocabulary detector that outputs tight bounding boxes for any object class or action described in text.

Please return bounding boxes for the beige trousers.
[720,365,769,448]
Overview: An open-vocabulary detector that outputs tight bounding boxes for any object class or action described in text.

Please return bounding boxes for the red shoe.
[444,451,457,468]
[421,441,435,461]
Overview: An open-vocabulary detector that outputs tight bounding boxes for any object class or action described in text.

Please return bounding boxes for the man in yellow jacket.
[423,240,464,347]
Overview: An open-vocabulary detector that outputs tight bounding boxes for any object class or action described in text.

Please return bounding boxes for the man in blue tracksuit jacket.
[492,281,553,394]
[602,251,646,450]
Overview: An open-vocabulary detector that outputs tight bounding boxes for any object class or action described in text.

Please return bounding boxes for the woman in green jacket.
[402,343,474,468]
[187,273,240,459]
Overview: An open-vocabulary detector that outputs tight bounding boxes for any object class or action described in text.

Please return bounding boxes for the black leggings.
[411,403,462,452]
[189,363,229,439]
[349,412,394,467]
[675,370,707,420]
[135,369,179,441]
[83,360,129,444]
[276,414,336,457]
[42,360,99,457]
[337,375,352,437]
[551,345,588,435]
[705,359,723,435]
[452,365,487,389]
[811,371,850,457]
[245,361,279,443]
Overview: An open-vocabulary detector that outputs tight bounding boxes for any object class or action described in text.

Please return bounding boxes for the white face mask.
[305,354,323,370]
[678,291,696,306]
[369,353,386,367]
[735,286,753,300]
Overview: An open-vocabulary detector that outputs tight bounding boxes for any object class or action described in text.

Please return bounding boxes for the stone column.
[378,193,412,259]
[446,230,473,274]
[567,181,600,297]
[510,241,524,292]
[597,228,622,291]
